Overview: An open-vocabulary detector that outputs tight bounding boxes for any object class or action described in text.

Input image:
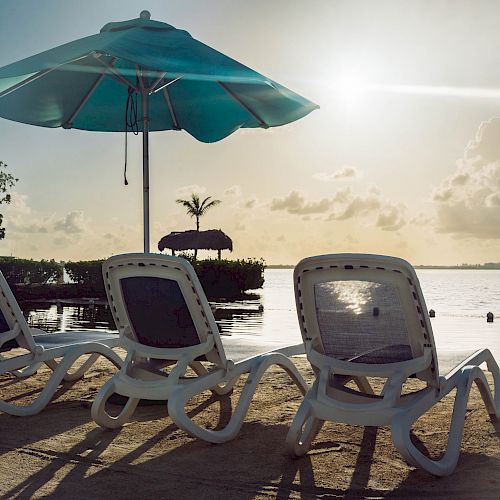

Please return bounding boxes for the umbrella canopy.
[158,229,233,252]
[0,11,318,251]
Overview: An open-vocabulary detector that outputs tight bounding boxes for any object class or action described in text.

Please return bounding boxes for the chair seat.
[32,331,119,349]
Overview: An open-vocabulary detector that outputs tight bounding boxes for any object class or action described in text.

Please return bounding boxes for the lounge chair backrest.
[294,254,439,387]
[103,253,227,367]
[0,270,37,352]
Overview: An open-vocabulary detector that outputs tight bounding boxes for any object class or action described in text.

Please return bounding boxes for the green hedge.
[2,257,265,300]
[0,257,63,285]
[64,260,105,295]
[63,256,264,298]
[193,258,265,298]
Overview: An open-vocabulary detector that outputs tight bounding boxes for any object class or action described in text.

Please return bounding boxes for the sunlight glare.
[333,73,367,107]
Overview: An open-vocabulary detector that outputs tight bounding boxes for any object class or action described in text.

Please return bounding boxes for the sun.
[336,74,366,100]
[321,70,371,109]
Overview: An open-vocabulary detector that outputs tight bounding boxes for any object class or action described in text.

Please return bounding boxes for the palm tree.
[176,193,221,232]
[176,193,221,259]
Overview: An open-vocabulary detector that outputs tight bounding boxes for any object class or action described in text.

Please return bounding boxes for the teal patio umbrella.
[0,11,318,251]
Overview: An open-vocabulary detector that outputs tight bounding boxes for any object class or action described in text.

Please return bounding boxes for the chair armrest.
[121,335,216,361]
[307,344,433,379]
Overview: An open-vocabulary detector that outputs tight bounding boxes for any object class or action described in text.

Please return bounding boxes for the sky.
[0,0,499,265]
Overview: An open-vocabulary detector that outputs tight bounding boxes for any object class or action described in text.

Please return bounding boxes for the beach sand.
[0,353,499,499]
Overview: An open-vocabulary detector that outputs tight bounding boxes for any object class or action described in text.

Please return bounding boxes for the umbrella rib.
[149,71,168,92]
[152,75,182,94]
[162,87,180,130]
[0,54,93,99]
[217,81,268,128]
[63,57,117,129]
[95,56,139,91]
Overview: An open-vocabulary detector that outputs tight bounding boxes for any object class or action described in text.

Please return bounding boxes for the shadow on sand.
[1,394,499,499]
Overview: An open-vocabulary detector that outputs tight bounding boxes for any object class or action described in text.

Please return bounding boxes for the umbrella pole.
[142,89,150,253]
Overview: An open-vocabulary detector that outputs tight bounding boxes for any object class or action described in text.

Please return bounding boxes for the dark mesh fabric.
[314,280,412,363]
[0,309,10,333]
[121,276,199,348]
[0,308,18,352]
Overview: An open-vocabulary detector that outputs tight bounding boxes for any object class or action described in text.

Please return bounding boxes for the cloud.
[4,195,90,238]
[313,165,360,182]
[266,187,410,238]
[54,211,86,234]
[330,194,381,220]
[376,204,406,231]
[4,193,51,234]
[270,188,408,231]
[7,193,31,216]
[9,223,49,234]
[410,213,434,227]
[464,116,500,164]
[100,231,125,249]
[243,198,257,209]
[175,185,207,198]
[344,234,359,244]
[332,187,352,203]
[224,185,241,197]
[433,117,500,238]
[53,236,72,246]
[270,191,332,214]
[433,187,453,202]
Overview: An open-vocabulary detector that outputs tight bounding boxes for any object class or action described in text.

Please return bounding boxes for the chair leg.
[189,361,237,396]
[286,383,323,457]
[391,362,500,476]
[45,351,121,382]
[168,353,308,444]
[62,353,102,381]
[0,344,122,417]
[0,354,43,378]
[91,377,139,429]
[353,376,374,395]
[11,362,43,378]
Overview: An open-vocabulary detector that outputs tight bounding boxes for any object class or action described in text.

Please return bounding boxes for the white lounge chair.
[286,253,499,476]
[0,271,122,416]
[91,253,309,443]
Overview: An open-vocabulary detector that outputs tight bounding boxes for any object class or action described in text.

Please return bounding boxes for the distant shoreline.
[415,265,500,270]
[267,264,500,270]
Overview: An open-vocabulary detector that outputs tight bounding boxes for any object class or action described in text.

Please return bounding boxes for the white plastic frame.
[92,253,309,443]
[286,253,500,476]
[0,271,122,416]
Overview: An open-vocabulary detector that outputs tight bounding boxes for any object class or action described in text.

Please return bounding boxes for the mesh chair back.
[0,271,36,352]
[0,307,18,352]
[104,254,227,367]
[120,276,199,348]
[295,254,438,385]
[0,308,10,333]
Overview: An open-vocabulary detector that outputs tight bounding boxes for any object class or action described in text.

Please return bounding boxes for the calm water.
[24,269,500,366]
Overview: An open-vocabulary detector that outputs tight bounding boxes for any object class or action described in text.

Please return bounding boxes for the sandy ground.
[0,353,499,499]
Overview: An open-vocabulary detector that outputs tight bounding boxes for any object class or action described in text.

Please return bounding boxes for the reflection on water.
[210,299,263,337]
[417,269,500,318]
[25,303,116,333]
[20,269,500,362]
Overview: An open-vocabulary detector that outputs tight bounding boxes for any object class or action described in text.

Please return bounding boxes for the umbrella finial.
[140,10,151,20]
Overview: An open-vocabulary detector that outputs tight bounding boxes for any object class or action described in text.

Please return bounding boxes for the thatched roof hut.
[158,229,233,257]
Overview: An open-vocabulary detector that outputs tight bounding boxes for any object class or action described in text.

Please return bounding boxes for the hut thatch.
[158,229,233,257]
